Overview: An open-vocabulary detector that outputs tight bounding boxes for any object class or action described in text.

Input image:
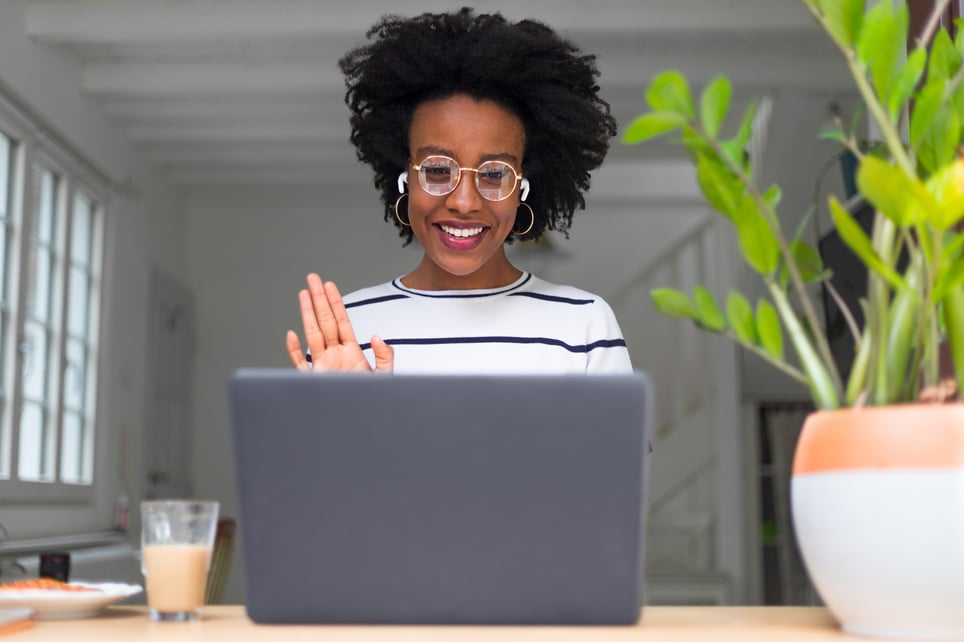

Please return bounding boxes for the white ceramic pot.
[791,404,964,639]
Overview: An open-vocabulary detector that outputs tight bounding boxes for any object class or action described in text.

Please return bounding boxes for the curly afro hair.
[339,7,617,245]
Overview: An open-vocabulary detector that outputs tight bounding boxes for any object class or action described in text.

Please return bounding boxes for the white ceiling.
[23,0,852,189]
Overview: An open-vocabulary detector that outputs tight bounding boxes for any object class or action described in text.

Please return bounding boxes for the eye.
[422,164,453,184]
[478,163,511,187]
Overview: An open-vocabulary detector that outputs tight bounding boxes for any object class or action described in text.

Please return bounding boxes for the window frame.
[0,95,109,507]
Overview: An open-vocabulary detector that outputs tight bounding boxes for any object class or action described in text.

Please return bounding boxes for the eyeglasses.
[410,155,525,202]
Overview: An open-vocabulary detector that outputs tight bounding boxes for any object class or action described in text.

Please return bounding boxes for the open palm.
[286,273,393,373]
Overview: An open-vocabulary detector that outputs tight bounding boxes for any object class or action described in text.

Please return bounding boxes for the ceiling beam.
[27,0,817,45]
[83,63,339,96]
[126,121,344,143]
[148,142,350,165]
[101,96,346,122]
[166,164,366,186]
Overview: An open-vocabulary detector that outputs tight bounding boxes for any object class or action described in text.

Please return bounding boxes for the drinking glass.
[141,500,219,622]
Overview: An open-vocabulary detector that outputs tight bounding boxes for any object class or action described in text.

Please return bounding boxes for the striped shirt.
[341,272,632,374]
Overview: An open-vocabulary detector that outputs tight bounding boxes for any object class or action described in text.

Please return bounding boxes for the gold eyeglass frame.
[410,155,524,202]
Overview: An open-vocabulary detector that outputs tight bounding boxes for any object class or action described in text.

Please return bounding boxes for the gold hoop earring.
[394,193,411,227]
[515,202,535,237]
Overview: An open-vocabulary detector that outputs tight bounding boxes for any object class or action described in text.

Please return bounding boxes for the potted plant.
[623,0,964,638]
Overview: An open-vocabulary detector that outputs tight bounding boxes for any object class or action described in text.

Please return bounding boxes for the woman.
[286,8,632,374]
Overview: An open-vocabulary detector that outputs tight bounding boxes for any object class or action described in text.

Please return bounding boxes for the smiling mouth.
[438,224,486,238]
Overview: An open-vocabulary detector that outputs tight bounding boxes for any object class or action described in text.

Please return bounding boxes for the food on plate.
[0,578,100,592]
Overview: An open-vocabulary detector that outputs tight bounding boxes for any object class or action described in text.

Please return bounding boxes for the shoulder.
[513,275,614,311]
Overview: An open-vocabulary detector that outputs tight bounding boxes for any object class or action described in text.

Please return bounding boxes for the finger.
[307,273,340,347]
[370,335,395,373]
[299,288,326,357]
[286,330,310,371]
[324,281,359,346]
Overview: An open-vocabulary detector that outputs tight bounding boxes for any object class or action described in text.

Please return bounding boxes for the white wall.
[0,0,187,539]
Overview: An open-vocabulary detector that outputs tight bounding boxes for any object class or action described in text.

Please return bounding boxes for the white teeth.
[440,225,484,238]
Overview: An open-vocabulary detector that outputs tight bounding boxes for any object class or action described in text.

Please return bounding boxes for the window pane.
[71,194,91,265]
[68,267,89,338]
[63,338,86,413]
[18,401,52,482]
[34,170,56,245]
[21,320,49,403]
[26,244,52,322]
[60,410,81,483]
[0,133,12,481]
[0,132,10,219]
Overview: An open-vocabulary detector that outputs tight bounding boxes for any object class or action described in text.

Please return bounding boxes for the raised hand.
[286,273,394,372]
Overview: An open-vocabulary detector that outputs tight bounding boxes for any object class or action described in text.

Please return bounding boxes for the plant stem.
[926,230,943,388]
[870,216,898,405]
[704,134,844,397]
[824,280,862,345]
[916,0,953,50]
[767,281,840,408]
[727,333,810,385]
[803,3,915,177]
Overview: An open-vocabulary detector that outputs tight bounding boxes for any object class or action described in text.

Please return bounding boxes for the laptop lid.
[228,369,650,625]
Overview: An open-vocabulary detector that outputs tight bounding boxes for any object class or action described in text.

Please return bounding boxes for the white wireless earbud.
[397,171,409,195]
[520,178,530,202]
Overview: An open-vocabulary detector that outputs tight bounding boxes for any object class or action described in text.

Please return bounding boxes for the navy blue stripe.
[390,273,532,298]
[507,291,593,305]
[345,294,410,309]
[359,336,627,354]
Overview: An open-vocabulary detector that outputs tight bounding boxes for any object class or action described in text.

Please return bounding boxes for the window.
[0,115,106,502]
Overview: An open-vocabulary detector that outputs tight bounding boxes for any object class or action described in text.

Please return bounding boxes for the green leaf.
[910,82,944,149]
[695,152,742,221]
[943,287,964,397]
[645,71,696,120]
[622,111,687,144]
[680,125,714,158]
[719,139,748,172]
[928,28,960,83]
[732,195,780,275]
[828,195,906,290]
[952,80,964,120]
[820,0,865,46]
[790,240,830,282]
[651,288,697,319]
[856,0,906,107]
[944,229,964,263]
[819,128,848,144]
[934,254,964,302]
[888,48,926,122]
[957,17,964,57]
[764,185,782,210]
[856,155,925,226]
[755,300,784,359]
[693,286,727,331]
[726,291,758,344]
[924,159,964,231]
[700,76,732,139]
[735,102,757,151]
[919,107,961,177]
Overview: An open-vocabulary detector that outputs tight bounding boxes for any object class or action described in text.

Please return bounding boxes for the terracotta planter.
[791,404,964,639]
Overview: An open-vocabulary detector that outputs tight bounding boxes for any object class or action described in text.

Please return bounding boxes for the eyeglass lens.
[416,156,518,201]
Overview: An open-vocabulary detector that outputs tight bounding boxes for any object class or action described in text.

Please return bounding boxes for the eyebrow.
[414,145,520,165]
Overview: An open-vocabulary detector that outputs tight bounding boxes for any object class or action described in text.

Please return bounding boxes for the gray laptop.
[228,369,650,625]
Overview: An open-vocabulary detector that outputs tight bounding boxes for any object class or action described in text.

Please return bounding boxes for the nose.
[444,169,483,213]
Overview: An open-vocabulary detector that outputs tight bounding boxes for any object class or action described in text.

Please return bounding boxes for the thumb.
[370,336,394,373]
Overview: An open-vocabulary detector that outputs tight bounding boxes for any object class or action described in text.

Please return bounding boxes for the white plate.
[0,582,142,620]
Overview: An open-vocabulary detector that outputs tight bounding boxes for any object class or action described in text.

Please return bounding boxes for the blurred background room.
[0,0,876,607]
